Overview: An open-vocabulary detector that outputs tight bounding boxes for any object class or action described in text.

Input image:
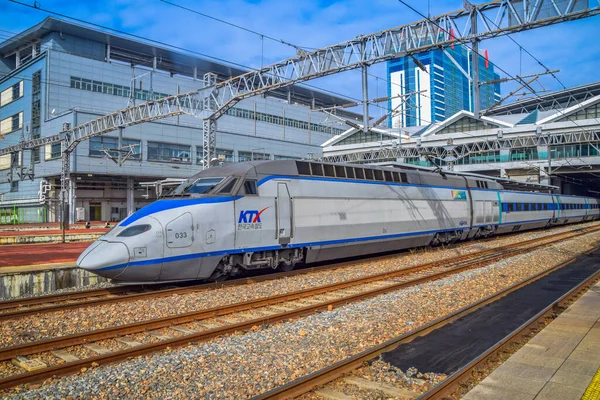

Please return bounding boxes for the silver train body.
[77,160,600,283]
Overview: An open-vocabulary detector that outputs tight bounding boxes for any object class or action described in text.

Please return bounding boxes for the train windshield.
[174,177,224,195]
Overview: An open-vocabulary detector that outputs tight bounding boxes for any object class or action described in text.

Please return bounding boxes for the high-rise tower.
[388,45,501,128]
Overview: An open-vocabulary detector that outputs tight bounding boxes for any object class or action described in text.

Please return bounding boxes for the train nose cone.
[77,240,130,278]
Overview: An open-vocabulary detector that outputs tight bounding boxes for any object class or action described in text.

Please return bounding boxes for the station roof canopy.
[486,81,600,115]
[0,17,361,119]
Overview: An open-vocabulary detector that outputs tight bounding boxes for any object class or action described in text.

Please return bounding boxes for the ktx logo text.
[238,207,269,230]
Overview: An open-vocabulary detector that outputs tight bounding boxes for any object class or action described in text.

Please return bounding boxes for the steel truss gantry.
[320,130,600,164]
[0,0,598,221]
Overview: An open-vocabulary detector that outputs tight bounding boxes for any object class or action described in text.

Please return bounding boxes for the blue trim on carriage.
[97,214,590,272]
[119,196,242,227]
[95,226,469,271]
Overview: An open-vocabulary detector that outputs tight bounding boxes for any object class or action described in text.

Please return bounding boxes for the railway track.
[0,223,596,321]
[254,242,600,399]
[0,224,599,391]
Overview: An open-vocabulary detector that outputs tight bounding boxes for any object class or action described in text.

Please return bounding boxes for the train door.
[159,212,198,281]
[486,201,499,224]
[277,183,292,245]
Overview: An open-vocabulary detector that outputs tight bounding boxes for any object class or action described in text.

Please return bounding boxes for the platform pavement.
[463,282,600,400]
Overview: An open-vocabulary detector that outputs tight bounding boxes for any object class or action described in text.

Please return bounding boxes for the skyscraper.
[388,44,501,128]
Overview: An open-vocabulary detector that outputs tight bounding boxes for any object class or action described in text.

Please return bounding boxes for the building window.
[438,116,491,134]
[238,151,270,162]
[0,112,23,136]
[32,148,40,163]
[456,150,501,165]
[510,147,538,161]
[216,149,234,163]
[45,143,62,160]
[0,154,10,170]
[0,81,24,107]
[147,141,191,163]
[225,106,345,136]
[10,181,18,192]
[89,137,141,160]
[32,70,42,130]
[70,76,169,101]
[274,155,300,160]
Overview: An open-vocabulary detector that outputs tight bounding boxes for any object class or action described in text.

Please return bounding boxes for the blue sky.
[1,0,599,117]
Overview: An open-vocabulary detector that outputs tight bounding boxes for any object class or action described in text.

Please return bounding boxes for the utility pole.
[361,64,370,138]
[470,4,481,119]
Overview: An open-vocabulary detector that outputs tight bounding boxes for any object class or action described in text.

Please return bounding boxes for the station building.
[388,44,501,128]
[323,81,600,196]
[0,17,356,223]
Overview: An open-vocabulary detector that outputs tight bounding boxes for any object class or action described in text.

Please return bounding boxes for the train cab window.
[180,177,224,194]
[374,170,384,181]
[384,170,393,182]
[364,169,374,180]
[311,163,323,177]
[346,167,355,179]
[392,172,401,183]
[355,168,365,180]
[400,172,408,183]
[324,164,335,177]
[334,165,346,178]
[241,180,257,195]
[217,178,238,194]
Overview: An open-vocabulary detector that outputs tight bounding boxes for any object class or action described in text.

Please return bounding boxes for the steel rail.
[1,225,595,320]
[0,257,390,319]
[0,228,600,361]
[0,286,143,311]
[252,245,600,399]
[0,244,524,362]
[0,227,597,390]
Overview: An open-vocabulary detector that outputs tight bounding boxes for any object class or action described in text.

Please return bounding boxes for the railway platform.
[0,242,91,270]
[464,281,600,400]
[0,226,108,245]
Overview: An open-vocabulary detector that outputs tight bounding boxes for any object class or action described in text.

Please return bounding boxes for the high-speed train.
[76,160,600,283]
